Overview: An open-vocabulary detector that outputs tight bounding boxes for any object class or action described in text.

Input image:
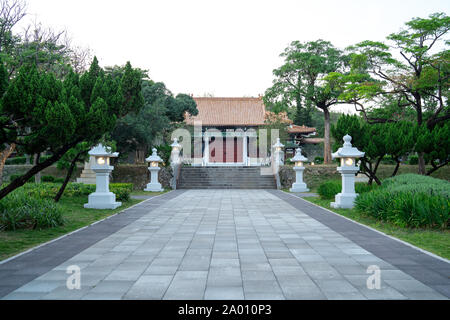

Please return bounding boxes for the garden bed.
[0,182,142,261]
[300,173,450,259]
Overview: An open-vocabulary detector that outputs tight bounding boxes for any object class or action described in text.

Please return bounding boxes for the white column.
[203,134,209,166]
[242,135,248,166]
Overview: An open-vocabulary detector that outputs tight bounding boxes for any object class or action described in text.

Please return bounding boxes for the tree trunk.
[0,144,16,185]
[54,152,82,202]
[426,160,449,176]
[0,145,73,200]
[418,152,426,175]
[33,153,41,184]
[323,108,331,164]
[391,159,401,177]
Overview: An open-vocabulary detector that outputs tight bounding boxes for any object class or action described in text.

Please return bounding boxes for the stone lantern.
[331,134,365,209]
[144,148,163,192]
[289,148,309,192]
[84,144,121,209]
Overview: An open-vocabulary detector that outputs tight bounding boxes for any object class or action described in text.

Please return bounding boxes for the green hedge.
[0,188,64,231]
[5,156,27,165]
[355,174,449,229]
[18,182,133,202]
[317,180,377,199]
[5,155,52,165]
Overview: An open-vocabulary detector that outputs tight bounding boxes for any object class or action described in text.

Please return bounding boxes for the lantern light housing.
[88,144,118,168]
[145,148,163,166]
[331,134,364,165]
[290,148,308,167]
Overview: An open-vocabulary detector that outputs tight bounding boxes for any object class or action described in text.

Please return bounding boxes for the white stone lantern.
[144,148,163,192]
[84,144,121,209]
[330,134,365,209]
[289,148,309,192]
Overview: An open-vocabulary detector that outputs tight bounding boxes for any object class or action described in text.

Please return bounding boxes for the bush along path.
[304,174,450,259]
[0,182,138,261]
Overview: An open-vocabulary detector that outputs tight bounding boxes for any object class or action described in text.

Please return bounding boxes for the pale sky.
[18,0,450,109]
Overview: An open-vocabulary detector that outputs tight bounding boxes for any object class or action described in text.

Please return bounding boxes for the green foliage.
[41,175,55,182]
[314,156,324,164]
[111,80,197,160]
[0,189,64,231]
[332,114,417,183]
[408,156,419,165]
[317,180,377,199]
[415,121,450,173]
[156,144,172,167]
[5,156,26,165]
[15,182,133,202]
[9,173,32,183]
[0,56,144,199]
[264,39,345,129]
[355,174,450,229]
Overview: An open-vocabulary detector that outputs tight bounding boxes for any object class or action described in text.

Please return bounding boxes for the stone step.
[178,166,276,189]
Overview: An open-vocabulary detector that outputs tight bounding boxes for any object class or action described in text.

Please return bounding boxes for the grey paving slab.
[1,189,448,300]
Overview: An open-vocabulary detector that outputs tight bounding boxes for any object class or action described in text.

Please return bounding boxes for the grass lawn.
[302,196,450,260]
[0,196,143,262]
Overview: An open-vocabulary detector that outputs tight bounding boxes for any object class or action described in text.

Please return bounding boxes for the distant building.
[184,97,319,166]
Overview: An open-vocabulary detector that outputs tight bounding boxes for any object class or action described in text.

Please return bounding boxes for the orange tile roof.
[287,124,317,134]
[185,97,266,126]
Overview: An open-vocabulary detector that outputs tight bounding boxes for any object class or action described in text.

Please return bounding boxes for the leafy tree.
[263,42,314,126]
[332,114,416,185]
[0,57,144,200]
[416,121,450,176]
[266,40,346,163]
[54,138,116,202]
[334,12,450,174]
[111,80,197,163]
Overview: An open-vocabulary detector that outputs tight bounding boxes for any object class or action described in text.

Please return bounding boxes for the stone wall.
[279,164,340,189]
[3,165,83,182]
[112,165,173,190]
[3,164,173,190]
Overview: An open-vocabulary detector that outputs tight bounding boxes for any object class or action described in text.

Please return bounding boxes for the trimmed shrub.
[9,173,33,183]
[314,157,324,164]
[355,174,450,229]
[17,182,133,202]
[317,180,377,199]
[317,180,341,199]
[42,175,55,182]
[5,156,27,165]
[408,155,419,165]
[0,189,64,231]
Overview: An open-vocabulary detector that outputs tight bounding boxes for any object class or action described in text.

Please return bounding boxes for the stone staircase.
[177,166,276,189]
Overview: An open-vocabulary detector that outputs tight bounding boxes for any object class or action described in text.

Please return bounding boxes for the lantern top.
[171,138,181,149]
[88,144,119,158]
[273,138,284,149]
[291,148,308,162]
[331,134,365,159]
[146,148,162,163]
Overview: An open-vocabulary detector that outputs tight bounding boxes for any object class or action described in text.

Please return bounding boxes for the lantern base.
[144,183,163,192]
[84,192,122,210]
[330,193,358,209]
[290,183,309,193]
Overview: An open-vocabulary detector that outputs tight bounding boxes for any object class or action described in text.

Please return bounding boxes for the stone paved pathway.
[1,190,448,300]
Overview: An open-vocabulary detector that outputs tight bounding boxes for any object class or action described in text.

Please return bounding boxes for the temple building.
[184,97,319,166]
